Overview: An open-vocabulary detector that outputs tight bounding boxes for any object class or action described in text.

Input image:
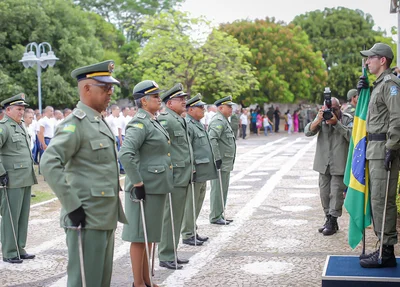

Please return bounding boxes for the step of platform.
[322,255,400,287]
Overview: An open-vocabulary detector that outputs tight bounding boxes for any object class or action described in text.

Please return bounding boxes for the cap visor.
[176,92,189,97]
[92,76,120,85]
[360,50,375,57]
[146,88,164,95]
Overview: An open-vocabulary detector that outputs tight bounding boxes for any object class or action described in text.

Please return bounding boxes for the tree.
[220,18,327,104]
[292,7,384,101]
[128,11,258,102]
[0,0,119,107]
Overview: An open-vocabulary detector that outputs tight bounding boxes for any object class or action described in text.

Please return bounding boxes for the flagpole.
[361,56,366,256]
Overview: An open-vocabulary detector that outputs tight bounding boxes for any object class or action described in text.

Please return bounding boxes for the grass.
[30,190,56,205]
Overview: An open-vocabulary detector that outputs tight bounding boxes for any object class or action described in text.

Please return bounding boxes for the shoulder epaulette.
[0,117,8,123]
[136,112,146,119]
[342,112,353,120]
[384,75,392,82]
[72,108,86,120]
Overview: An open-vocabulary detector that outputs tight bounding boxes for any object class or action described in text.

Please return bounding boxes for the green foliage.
[132,11,258,102]
[0,0,119,108]
[220,18,327,105]
[292,7,392,102]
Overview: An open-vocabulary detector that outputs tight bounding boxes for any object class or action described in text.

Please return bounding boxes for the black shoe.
[31,194,36,198]
[132,283,151,287]
[20,253,35,259]
[318,215,331,233]
[322,216,338,236]
[211,219,230,225]
[3,257,23,264]
[196,234,209,242]
[159,260,183,270]
[359,249,379,260]
[183,236,203,246]
[360,245,397,268]
[224,218,233,222]
[120,170,126,175]
[177,258,189,264]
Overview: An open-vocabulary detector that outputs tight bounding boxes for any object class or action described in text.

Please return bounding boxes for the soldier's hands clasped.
[384,149,396,171]
[134,185,146,200]
[357,76,369,93]
[215,159,222,170]
[0,172,9,186]
[68,206,86,228]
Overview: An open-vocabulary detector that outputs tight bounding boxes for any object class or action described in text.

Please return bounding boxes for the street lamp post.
[19,42,59,113]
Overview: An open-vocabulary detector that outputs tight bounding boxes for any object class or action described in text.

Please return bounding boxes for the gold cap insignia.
[108,62,115,73]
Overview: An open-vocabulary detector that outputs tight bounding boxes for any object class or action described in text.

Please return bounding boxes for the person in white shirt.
[120,106,132,139]
[54,109,64,126]
[23,109,35,151]
[63,108,72,118]
[38,106,55,153]
[204,105,216,130]
[239,109,248,139]
[106,105,124,173]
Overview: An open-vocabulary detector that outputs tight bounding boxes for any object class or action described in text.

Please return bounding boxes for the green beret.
[132,80,163,100]
[161,83,188,102]
[347,89,358,101]
[1,93,29,108]
[214,95,234,107]
[186,93,206,108]
[360,43,394,60]
[71,60,120,85]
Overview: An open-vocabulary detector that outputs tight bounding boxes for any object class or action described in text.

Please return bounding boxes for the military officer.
[40,60,127,286]
[208,96,236,225]
[158,83,194,270]
[357,43,400,268]
[181,94,218,246]
[119,80,173,287]
[343,89,358,117]
[229,109,240,139]
[0,93,37,264]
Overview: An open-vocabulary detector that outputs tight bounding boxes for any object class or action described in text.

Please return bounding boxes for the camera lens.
[323,110,333,121]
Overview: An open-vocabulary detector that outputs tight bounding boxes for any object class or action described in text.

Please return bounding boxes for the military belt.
[367,133,387,141]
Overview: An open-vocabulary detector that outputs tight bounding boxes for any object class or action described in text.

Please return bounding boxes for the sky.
[180,0,398,36]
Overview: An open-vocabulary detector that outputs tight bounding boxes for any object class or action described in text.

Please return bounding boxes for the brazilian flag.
[344,67,371,249]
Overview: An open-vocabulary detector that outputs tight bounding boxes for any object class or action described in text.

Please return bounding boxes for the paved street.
[0,132,389,287]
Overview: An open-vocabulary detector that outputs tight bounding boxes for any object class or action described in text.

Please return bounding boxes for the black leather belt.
[367,133,387,141]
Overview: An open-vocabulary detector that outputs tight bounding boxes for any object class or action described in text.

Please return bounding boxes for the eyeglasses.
[87,83,114,92]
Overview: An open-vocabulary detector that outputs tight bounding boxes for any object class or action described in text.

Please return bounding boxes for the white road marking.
[162,138,316,286]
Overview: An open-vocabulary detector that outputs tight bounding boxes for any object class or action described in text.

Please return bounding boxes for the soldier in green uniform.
[304,96,353,236]
[0,94,37,264]
[343,89,358,117]
[208,95,236,225]
[119,80,173,287]
[230,109,240,139]
[181,94,218,246]
[158,83,194,270]
[356,43,400,268]
[40,60,127,286]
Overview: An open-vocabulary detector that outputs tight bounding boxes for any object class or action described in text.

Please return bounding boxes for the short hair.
[63,108,72,115]
[110,104,119,111]
[121,106,129,112]
[135,96,151,108]
[44,106,54,112]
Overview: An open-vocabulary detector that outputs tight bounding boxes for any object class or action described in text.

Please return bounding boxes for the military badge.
[390,86,398,96]
[108,62,115,73]
[132,122,144,129]
[63,124,76,133]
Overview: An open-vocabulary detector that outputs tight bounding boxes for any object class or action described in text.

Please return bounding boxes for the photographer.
[305,91,353,236]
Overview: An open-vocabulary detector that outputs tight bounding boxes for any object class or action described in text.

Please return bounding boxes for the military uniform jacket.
[0,115,37,188]
[158,107,193,187]
[230,114,239,132]
[40,101,127,230]
[119,108,173,195]
[344,104,356,117]
[186,114,217,182]
[208,111,236,172]
[366,68,400,159]
[304,113,353,175]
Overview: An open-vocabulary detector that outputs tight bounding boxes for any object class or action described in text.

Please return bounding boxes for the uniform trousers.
[369,158,399,245]
[158,186,189,261]
[318,171,345,218]
[181,181,207,240]
[1,186,31,259]
[209,171,230,223]
[65,228,115,287]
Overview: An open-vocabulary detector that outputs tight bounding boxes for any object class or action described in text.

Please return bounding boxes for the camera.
[322,87,333,121]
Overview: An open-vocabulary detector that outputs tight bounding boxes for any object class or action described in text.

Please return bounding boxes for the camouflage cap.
[186,93,206,108]
[132,80,163,100]
[1,93,29,108]
[347,89,358,101]
[214,95,234,107]
[360,43,394,60]
[71,60,120,85]
[161,83,188,103]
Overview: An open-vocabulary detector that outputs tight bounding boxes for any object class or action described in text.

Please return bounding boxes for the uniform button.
[168,140,171,144]
[101,191,105,196]
[100,143,103,147]
[155,170,158,172]
[169,165,173,169]
[20,165,23,167]
[168,153,170,157]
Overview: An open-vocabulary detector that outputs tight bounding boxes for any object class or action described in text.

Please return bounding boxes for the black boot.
[318,215,331,233]
[360,245,397,268]
[322,216,338,236]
